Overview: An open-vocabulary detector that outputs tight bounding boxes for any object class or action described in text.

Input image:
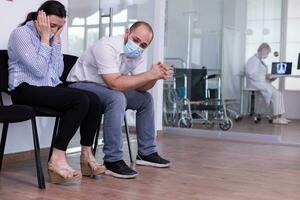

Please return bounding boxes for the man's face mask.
[124,38,144,58]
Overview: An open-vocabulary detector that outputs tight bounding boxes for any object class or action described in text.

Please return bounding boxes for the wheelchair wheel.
[219,119,233,131]
[178,117,192,128]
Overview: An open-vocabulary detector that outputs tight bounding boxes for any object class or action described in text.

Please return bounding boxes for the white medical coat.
[245,54,273,104]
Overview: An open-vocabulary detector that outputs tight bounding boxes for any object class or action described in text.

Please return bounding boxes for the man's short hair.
[129,21,154,42]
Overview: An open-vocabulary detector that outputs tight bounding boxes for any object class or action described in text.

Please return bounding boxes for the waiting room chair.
[0,50,45,189]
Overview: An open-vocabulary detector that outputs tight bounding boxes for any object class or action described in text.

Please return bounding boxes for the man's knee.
[108,91,127,110]
[141,92,154,108]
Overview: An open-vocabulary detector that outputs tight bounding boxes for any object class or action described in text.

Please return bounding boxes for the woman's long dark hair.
[20,0,66,26]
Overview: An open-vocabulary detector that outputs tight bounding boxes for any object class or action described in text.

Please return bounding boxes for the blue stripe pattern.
[8,20,63,90]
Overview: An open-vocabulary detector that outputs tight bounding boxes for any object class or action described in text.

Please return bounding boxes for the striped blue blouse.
[8,20,63,90]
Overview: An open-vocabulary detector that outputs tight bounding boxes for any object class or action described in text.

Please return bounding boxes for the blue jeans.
[69,82,157,162]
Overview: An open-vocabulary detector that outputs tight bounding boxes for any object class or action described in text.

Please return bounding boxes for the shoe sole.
[48,171,82,184]
[136,159,172,168]
[105,170,138,179]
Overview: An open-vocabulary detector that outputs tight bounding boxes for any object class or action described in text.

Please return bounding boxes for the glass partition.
[163,0,287,144]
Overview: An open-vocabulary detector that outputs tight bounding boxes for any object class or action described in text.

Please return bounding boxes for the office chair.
[240,72,272,123]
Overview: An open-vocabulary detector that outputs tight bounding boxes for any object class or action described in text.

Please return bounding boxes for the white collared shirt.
[67,35,147,86]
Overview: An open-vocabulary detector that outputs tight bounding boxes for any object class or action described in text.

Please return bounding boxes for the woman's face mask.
[261,50,270,59]
[262,53,269,59]
[123,39,144,58]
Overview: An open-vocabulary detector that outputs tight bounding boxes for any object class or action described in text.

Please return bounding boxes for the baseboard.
[157,130,164,135]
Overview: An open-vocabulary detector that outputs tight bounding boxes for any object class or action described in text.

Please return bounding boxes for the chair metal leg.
[124,116,133,163]
[48,117,60,162]
[92,115,102,156]
[0,123,9,172]
[250,91,255,117]
[31,118,45,189]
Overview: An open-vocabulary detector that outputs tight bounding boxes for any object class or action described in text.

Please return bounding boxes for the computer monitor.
[271,62,292,75]
[297,53,300,69]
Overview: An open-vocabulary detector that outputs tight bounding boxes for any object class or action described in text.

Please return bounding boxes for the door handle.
[99,7,113,38]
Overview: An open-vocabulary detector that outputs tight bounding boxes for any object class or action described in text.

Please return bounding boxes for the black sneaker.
[136,152,172,168]
[104,160,138,179]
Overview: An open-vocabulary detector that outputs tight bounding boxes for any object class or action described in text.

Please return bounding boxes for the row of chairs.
[0,50,133,189]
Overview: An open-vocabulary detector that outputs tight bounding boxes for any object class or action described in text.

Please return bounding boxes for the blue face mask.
[123,39,144,58]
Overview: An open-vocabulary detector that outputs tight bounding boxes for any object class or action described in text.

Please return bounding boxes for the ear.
[125,28,130,38]
[124,28,130,43]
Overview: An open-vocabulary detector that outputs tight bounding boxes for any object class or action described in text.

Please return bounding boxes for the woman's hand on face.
[34,10,51,45]
[53,23,65,45]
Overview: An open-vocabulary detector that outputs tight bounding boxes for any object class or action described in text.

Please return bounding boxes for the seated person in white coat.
[245,43,290,125]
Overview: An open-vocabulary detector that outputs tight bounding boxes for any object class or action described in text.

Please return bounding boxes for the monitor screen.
[271,62,292,75]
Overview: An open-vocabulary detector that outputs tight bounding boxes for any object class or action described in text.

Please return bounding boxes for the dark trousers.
[11,83,101,151]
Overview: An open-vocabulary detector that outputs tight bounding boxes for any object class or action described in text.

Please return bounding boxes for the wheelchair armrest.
[205,74,220,80]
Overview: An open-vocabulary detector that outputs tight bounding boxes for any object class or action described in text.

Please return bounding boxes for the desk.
[270,74,300,78]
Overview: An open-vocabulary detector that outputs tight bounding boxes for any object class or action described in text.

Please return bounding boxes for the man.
[245,43,290,125]
[67,21,173,179]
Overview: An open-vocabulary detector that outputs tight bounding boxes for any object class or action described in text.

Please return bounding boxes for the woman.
[8,1,105,184]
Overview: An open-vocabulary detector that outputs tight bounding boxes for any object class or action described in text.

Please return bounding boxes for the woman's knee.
[85,91,102,114]
[72,92,90,114]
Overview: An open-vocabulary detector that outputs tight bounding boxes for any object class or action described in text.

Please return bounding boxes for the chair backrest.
[0,50,9,93]
[61,54,78,84]
[0,51,77,92]
[174,68,207,101]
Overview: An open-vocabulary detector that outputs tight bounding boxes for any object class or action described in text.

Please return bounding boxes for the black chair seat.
[0,105,35,123]
[33,106,62,117]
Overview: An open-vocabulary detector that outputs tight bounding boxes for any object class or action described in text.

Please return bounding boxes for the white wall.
[0,0,68,154]
[151,0,165,131]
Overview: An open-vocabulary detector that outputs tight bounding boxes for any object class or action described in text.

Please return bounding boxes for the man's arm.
[136,80,157,92]
[102,63,164,92]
